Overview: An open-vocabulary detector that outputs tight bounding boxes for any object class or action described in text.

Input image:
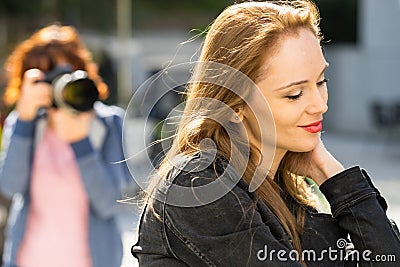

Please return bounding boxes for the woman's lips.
[299,120,323,133]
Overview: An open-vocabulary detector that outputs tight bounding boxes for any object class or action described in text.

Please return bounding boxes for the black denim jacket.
[132,152,400,266]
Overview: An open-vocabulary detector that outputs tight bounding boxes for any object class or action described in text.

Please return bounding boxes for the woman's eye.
[286,91,303,100]
[317,78,329,87]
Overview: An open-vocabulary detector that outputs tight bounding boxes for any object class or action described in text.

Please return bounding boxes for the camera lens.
[62,78,99,112]
[52,70,99,112]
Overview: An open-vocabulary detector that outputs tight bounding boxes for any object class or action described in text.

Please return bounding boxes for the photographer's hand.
[16,69,52,121]
[48,108,94,143]
[309,136,345,186]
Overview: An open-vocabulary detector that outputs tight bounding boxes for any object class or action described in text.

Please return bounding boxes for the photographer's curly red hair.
[3,24,109,106]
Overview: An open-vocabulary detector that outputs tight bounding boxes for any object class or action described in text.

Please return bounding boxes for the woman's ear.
[229,108,244,123]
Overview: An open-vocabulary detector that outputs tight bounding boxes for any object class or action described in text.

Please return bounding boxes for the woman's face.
[245,28,328,155]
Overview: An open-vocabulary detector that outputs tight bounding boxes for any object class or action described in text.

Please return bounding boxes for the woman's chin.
[283,137,320,153]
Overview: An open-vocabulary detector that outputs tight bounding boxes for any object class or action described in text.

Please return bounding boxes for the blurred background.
[0,0,399,266]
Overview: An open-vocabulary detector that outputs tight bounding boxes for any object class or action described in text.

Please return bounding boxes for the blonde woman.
[132,1,400,266]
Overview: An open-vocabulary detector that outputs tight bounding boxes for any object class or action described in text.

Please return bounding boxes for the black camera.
[41,65,99,113]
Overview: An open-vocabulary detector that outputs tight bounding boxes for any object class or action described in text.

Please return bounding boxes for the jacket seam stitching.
[164,211,216,267]
[349,206,373,267]
[161,203,183,261]
[333,192,376,217]
[388,219,400,241]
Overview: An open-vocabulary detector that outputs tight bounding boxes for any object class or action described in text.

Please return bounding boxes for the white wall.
[324,0,400,134]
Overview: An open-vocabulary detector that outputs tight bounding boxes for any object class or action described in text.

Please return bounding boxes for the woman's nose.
[306,89,328,115]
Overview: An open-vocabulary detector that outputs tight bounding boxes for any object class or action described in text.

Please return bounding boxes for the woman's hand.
[309,137,345,185]
[16,69,52,121]
[48,108,94,143]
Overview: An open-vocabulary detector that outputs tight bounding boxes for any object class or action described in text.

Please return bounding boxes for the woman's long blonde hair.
[147,1,322,264]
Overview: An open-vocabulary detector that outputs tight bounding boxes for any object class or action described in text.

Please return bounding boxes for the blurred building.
[83,0,400,137]
[324,0,400,136]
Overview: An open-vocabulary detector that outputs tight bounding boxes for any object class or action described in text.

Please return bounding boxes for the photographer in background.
[0,24,131,267]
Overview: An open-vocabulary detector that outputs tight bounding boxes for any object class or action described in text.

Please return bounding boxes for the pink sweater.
[16,127,92,267]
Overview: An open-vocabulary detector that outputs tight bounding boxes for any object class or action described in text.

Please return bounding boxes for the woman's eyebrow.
[274,63,329,91]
